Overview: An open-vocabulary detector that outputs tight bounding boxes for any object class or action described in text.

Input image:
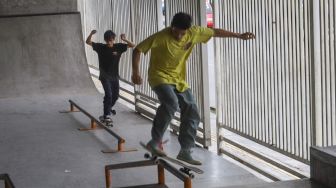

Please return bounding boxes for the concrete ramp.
[0,13,96,98]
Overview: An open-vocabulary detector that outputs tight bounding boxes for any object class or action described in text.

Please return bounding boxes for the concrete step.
[311,146,336,188]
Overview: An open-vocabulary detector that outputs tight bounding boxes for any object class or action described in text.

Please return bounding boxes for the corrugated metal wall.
[313,0,336,147]
[131,0,162,101]
[216,0,336,162]
[215,0,312,161]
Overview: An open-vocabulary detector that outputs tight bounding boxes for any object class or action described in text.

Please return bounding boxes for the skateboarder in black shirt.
[86,30,135,123]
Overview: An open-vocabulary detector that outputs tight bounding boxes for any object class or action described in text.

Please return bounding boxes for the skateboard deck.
[140,141,203,175]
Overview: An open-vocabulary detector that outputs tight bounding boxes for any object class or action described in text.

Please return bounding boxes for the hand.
[239,32,255,40]
[131,73,143,85]
[91,30,97,35]
[120,34,126,41]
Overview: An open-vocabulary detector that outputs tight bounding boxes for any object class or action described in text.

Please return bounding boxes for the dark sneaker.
[105,115,113,121]
[99,115,105,122]
[177,149,202,165]
[99,115,113,124]
[146,141,167,157]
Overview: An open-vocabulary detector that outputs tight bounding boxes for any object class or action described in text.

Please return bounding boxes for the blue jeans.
[152,84,200,150]
[100,78,119,116]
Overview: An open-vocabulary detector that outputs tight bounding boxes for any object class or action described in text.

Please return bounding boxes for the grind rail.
[64,100,136,153]
[105,159,193,188]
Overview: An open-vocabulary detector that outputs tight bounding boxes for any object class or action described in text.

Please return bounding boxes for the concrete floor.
[0,94,265,188]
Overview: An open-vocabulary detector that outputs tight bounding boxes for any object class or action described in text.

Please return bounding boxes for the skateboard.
[140,142,204,177]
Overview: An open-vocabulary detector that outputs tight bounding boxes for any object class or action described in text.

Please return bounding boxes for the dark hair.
[104,30,116,41]
[171,12,192,29]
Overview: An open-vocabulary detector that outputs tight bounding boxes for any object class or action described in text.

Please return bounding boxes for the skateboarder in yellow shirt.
[132,12,255,165]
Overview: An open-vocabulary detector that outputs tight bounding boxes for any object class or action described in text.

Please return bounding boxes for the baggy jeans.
[100,78,119,116]
[152,84,200,150]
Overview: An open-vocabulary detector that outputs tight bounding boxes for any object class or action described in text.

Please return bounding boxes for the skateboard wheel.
[144,153,150,159]
[181,167,190,173]
[189,173,195,179]
[179,168,186,173]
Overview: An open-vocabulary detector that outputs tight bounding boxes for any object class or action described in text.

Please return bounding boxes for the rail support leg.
[90,119,97,129]
[102,139,136,153]
[105,167,111,188]
[78,119,101,131]
[118,140,124,151]
[70,103,79,112]
[158,164,165,185]
[184,178,192,188]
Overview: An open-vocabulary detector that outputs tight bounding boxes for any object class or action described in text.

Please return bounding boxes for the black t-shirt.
[92,42,128,80]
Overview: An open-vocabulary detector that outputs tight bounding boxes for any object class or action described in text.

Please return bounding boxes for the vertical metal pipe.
[214,0,222,155]
[199,0,212,147]
[310,0,322,146]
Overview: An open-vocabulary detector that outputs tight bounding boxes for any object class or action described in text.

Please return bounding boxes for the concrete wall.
[0,13,96,98]
[0,0,77,16]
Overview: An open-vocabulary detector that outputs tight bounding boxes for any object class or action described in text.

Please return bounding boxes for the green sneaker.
[177,149,202,165]
[146,141,167,157]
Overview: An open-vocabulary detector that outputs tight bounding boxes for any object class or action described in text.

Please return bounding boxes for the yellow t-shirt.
[136,26,214,92]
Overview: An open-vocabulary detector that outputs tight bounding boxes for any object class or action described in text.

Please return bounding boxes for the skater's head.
[104,30,116,46]
[170,12,192,41]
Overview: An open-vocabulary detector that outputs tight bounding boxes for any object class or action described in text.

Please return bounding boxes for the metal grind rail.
[0,174,15,188]
[105,159,193,188]
[65,100,136,153]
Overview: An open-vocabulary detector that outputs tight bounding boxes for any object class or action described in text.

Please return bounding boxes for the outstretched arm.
[131,48,143,85]
[86,30,97,46]
[213,28,255,40]
[120,34,136,48]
